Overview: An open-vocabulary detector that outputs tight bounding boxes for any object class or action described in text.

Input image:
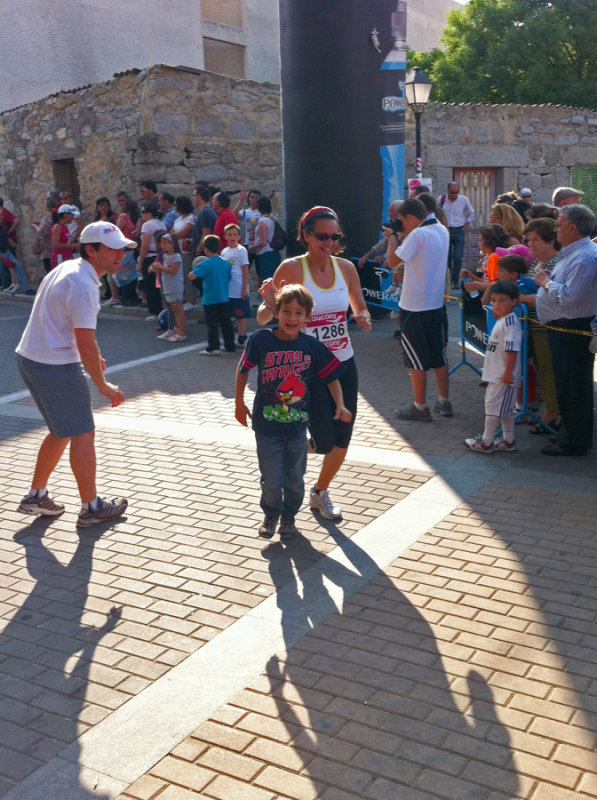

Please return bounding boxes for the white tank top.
[301,255,354,362]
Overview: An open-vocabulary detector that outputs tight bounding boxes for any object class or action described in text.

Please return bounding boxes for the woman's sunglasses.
[311,232,342,242]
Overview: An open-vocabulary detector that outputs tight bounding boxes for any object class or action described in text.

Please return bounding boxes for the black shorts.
[400,307,448,371]
[308,357,358,454]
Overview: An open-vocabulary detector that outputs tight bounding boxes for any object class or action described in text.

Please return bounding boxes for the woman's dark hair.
[174,195,193,216]
[525,203,558,221]
[95,196,114,220]
[524,217,559,249]
[121,197,139,225]
[141,203,155,217]
[297,206,342,252]
[257,196,272,215]
[479,223,509,252]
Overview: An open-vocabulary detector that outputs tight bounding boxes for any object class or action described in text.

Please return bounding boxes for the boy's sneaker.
[434,399,453,417]
[279,517,300,541]
[493,437,517,452]
[18,492,65,517]
[199,348,221,356]
[237,335,247,346]
[77,496,128,528]
[258,516,278,539]
[464,435,494,453]
[394,404,432,422]
[309,487,342,521]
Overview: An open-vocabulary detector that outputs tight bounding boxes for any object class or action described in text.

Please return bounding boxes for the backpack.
[270,218,287,251]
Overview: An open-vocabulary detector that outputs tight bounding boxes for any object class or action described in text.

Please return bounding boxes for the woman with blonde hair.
[489,202,524,245]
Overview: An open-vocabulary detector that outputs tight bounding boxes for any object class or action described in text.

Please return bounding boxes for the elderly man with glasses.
[534,204,597,456]
[437,182,475,289]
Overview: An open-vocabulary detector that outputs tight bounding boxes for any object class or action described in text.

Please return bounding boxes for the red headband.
[301,206,338,231]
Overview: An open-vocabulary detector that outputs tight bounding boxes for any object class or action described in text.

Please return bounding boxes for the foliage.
[407,0,597,108]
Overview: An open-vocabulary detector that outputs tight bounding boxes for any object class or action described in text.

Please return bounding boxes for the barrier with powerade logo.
[454,290,553,432]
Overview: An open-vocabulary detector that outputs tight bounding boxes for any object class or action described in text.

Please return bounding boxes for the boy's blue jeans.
[255,433,307,519]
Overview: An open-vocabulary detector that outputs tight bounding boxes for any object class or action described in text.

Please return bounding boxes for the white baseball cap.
[79,221,136,249]
[58,204,80,216]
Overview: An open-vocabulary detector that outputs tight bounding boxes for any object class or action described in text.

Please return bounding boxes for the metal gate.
[455,168,495,271]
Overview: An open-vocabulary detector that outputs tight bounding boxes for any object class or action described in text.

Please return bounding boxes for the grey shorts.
[17,355,94,439]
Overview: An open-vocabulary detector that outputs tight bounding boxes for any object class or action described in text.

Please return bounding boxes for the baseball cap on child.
[79,221,137,249]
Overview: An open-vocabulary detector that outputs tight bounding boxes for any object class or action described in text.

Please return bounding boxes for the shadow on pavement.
[0,519,120,798]
[264,526,520,797]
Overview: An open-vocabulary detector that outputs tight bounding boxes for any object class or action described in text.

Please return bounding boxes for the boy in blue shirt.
[235,284,351,541]
[190,234,235,354]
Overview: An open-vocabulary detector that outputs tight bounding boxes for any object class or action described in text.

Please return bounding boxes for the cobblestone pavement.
[1,294,597,800]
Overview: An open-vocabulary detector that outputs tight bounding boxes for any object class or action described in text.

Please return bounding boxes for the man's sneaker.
[165,334,187,342]
[394,404,432,422]
[279,517,300,541]
[199,348,220,356]
[309,487,342,521]
[157,329,175,340]
[77,496,128,528]
[237,335,247,346]
[494,437,517,452]
[464,435,494,453]
[258,516,278,539]
[183,302,196,312]
[18,493,65,517]
[434,399,453,417]
[145,314,158,322]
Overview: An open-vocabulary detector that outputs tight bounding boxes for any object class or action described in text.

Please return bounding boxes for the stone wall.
[0,64,282,282]
[407,101,597,202]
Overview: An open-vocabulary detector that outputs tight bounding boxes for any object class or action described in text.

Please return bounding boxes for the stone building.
[0,64,283,281]
[407,102,597,225]
[0,0,280,113]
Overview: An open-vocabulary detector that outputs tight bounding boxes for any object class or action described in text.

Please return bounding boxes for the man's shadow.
[263,524,520,798]
[0,518,120,799]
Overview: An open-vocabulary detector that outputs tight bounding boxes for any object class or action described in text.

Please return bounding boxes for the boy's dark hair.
[397,198,426,221]
[274,284,314,315]
[489,279,520,300]
[140,179,157,193]
[416,192,437,214]
[498,254,528,276]
[203,234,221,254]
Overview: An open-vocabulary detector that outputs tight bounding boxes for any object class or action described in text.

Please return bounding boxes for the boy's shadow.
[0,519,120,799]
[263,523,520,797]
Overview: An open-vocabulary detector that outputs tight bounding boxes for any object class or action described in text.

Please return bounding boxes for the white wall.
[0,0,280,113]
[407,0,460,52]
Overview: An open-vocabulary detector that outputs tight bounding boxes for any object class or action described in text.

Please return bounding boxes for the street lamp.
[404,67,434,180]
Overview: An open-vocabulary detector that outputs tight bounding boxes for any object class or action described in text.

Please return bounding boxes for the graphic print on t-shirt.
[260,349,310,424]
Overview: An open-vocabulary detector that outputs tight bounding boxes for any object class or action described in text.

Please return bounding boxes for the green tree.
[409,0,597,108]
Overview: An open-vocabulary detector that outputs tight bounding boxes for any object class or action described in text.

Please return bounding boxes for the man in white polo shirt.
[15,221,136,527]
[387,197,452,421]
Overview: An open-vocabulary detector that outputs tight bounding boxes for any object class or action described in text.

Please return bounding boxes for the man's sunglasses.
[311,232,342,242]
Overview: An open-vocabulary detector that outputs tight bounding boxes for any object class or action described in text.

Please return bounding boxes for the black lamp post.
[404,67,434,180]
